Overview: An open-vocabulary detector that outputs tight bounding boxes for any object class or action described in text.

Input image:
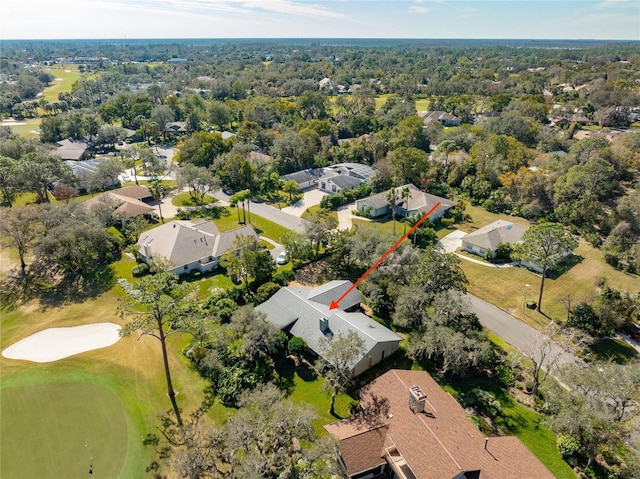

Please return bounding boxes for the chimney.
[319,317,329,333]
[143,242,152,260]
[408,385,427,414]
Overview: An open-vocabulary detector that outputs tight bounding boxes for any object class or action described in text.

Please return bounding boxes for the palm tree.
[385,187,399,236]
[406,213,423,244]
[148,180,169,224]
[229,193,244,224]
[401,186,411,234]
[282,180,299,202]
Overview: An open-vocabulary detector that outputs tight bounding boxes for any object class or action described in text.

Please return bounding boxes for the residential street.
[213,189,310,234]
[466,293,582,370]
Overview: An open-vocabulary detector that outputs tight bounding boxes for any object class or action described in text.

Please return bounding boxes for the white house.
[355,184,454,220]
[461,220,528,259]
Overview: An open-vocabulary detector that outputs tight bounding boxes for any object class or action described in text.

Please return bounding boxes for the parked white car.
[276,251,288,265]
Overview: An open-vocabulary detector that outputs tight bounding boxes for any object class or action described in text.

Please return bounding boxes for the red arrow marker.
[329,202,441,310]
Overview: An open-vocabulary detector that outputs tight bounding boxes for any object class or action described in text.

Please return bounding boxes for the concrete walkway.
[337,202,365,230]
[260,236,284,260]
[281,189,327,218]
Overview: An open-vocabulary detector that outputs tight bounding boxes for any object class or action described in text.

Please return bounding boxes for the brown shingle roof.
[326,370,555,479]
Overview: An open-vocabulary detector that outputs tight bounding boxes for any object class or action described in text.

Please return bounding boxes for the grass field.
[213,207,292,244]
[461,238,640,327]
[1,118,41,138]
[1,383,128,479]
[0,252,354,476]
[42,66,81,103]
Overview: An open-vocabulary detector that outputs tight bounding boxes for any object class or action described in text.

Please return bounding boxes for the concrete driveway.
[281,189,327,218]
[437,229,467,253]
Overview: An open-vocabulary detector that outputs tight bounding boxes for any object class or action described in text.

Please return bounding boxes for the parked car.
[624,324,640,342]
[277,251,288,265]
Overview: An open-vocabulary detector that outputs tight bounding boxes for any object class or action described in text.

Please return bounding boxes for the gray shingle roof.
[307,280,363,310]
[137,220,257,269]
[327,175,363,189]
[256,281,400,369]
[359,184,455,216]
[281,169,322,185]
[462,220,528,251]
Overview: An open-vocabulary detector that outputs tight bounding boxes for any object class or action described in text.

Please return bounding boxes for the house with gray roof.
[281,169,323,190]
[137,219,258,275]
[53,139,91,161]
[356,184,454,220]
[256,280,400,377]
[65,157,119,191]
[462,220,528,259]
[419,110,461,127]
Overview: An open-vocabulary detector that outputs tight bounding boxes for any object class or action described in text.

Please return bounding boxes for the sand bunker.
[2,323,121,363]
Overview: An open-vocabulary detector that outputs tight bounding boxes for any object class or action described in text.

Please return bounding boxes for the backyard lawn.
[213,207,292,244]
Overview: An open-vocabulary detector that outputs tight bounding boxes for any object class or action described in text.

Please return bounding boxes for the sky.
[1,0,639,40]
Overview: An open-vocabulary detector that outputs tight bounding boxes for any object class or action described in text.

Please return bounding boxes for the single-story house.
[355,184,454,220]
[65,157,119,191]
[419,110,461,127]
[319,77,334,92]
[84,185,155,222]
[281,169,323,190]
[325,369,555,479]
[318,163,376,194]
[256,280,401,377]
[462,220,528,259]
[53,139,91,161]
[165,122,187,134]
[137,219,258,275]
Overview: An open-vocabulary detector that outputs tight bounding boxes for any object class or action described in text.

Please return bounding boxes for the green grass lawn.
[42,66,81,103]
[2,118,41,138]
[462,238,640,327]
[441,379,575,479]
[1,383,128,479]
[171,191,215,207]
[301,205,338,223]
[588,337,638,364]
[213,207,292,244]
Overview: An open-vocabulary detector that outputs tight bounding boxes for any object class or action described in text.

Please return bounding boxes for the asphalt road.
[466,293,582,370]
[213,189,310,234]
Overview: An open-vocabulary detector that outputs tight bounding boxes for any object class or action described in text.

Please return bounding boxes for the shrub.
[556,434,581,459]
[567,302,599,334]
[253,282,281,304]
[273,269,295,286]
[494,243,513,262]
[464,388,502,418]
[131,262,150,277]
[441,217,455,228]
[288,336,308,357]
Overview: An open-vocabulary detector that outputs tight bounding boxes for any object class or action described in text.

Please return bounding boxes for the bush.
[464,388,502,418]
[253,282,281,304]
[273,269,295,286]
[567,302,599,334]
[556,434,581,459]
[131,262,150,277]
[288,336,308,357]
[441,217,455,228]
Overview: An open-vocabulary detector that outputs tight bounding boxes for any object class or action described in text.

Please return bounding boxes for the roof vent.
[409,385,427,414]
[319,317,329,333]
[506,224,512,230]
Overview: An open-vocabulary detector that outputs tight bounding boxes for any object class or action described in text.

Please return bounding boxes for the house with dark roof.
[462,220,528,259]
[281,169,323,190]
[356,184,455,220]
[325,369,556,479]
[84,185,155,222]
[255,281,401,377]
[419,110,461,127]
[137,219,258,275]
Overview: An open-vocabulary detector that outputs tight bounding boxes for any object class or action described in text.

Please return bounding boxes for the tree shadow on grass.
[0,263,116,309]
[547,254,584,279]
